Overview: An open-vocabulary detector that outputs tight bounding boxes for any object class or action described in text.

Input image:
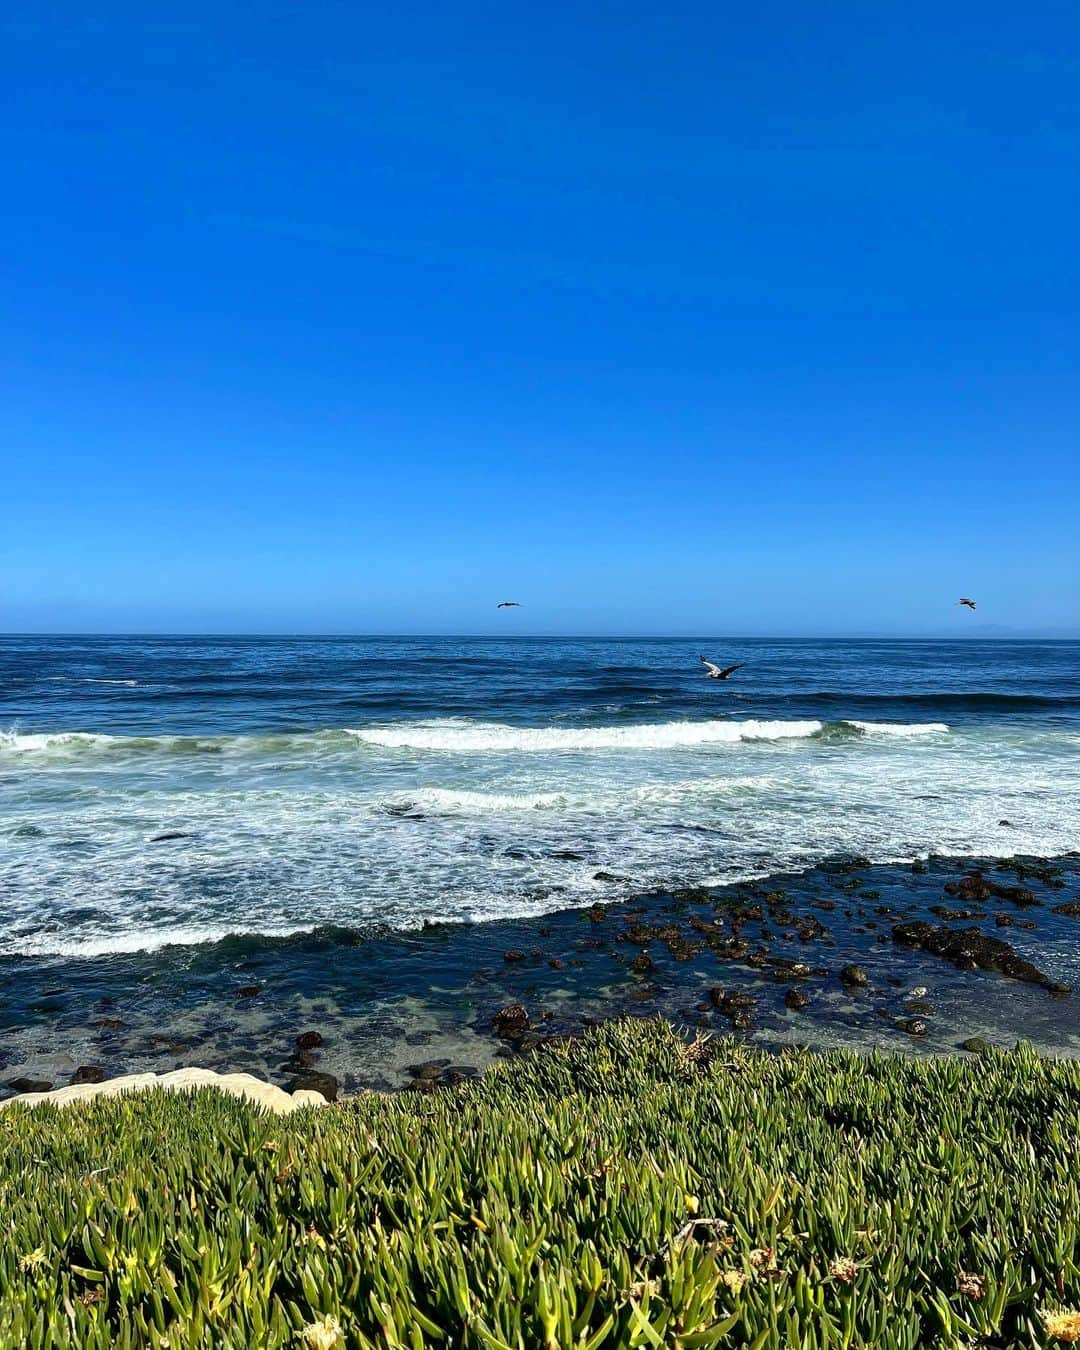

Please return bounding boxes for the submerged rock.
[785,989,811,1011]
[840,964,869,988]
[296,1031,324,1051]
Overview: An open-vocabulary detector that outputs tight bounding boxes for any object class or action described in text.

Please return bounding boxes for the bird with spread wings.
[700,656,746,680]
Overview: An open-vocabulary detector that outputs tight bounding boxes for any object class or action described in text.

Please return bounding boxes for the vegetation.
[2,1019,1080,1348]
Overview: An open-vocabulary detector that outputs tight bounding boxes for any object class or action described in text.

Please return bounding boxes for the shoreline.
[3,850,1079,1101]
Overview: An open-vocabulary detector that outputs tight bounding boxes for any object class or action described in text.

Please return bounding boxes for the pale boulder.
[0,1067,330,1114]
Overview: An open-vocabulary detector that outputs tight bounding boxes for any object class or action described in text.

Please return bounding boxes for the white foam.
[0,730,115,754]
[347,718,825,752]
[844,720,949,736]
[386,788,568,813]
[6,923,317,959]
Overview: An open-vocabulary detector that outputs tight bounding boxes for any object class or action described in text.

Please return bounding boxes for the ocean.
[2,634,1079,1091]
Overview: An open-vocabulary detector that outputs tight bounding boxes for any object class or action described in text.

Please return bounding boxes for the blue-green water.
[1,636,1078,1089]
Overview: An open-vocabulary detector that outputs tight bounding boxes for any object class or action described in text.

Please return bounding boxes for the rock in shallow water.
[71,1066,106,1084]
[891,920,1067,993]
[493,1004,529,1037]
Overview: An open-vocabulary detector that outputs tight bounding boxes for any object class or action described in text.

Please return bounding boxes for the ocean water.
[2,635,1079,960]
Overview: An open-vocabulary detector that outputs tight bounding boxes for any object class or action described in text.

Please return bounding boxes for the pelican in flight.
[958,597,977,610]
[700,656,745,680]
[496,601,522,608]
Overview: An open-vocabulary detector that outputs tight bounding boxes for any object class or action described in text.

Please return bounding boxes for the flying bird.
[958,597,977,610]
[700,656,746,680]
[496,601,522,608]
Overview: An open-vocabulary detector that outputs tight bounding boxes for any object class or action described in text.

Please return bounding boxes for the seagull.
[496,601,522,609]
[958,597,977,610]
[700,656,746,680]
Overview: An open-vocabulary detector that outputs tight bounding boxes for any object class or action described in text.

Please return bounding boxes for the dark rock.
[995,913,1015,927]
[443,1066,480,1084]
[593,871,622,882]
[708,988,756,1009]
[71,1066,106,1085]
[892,920,1060,989]
[92,1017,127,1030]
[840,964,869,987]
[282,1051,316,1072]
[945,872,1038,907]
[296,1030,324,1051]
[1048,982,1072,997]
[1052,902,1080,918]
[149,831,192,843]
[407,1060,450,1081]
[961,1037,992,1054]
[5,1078,52,1094]
[629,953,654,973]
[911,860,929,874]
[493,1004,529,1037]
[995,884,1038,907]
[944,874,993,902]
[548,958,564,969]
[589,905,608,922]
[287,1071,338,1102]
[998,819,1013,827]
[236,986,261,999]
[503,950,526,963]
[896,1017,928,1037]
[785,989,811,1011]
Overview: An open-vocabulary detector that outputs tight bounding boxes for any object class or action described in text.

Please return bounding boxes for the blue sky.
[2,1,1078,635]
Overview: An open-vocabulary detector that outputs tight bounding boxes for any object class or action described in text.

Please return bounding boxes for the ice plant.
[299,1314,343,1348]
[1045,1311,1080,1343]
[0,1021,1077,1347]
[829,1257,859,1283]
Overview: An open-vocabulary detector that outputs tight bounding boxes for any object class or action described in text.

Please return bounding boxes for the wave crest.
[348,719,825,751]
[0,717,951,760]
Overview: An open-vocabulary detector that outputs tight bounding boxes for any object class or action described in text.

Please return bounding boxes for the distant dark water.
[1,636,1078,1091]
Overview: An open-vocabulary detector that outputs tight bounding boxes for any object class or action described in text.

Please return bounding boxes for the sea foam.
[346,718,947,752]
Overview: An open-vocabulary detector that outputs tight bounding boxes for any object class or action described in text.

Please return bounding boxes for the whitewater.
[2,635,1078,958]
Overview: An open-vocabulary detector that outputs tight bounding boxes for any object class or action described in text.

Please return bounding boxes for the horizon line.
[3,630,1079,642]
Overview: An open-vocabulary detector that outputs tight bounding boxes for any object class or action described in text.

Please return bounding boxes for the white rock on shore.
[0,1067,329,1115]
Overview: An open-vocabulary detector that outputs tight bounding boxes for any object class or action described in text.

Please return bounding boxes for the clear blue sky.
[2,1,1078,635]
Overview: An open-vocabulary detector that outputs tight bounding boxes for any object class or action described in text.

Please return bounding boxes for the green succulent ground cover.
[2,1018,1080,1349]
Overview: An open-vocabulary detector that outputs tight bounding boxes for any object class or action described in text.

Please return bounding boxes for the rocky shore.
[2,852,1079,1100]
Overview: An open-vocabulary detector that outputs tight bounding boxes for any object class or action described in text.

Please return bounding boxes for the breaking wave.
[346,718,948,752]
[1,717,950,760]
